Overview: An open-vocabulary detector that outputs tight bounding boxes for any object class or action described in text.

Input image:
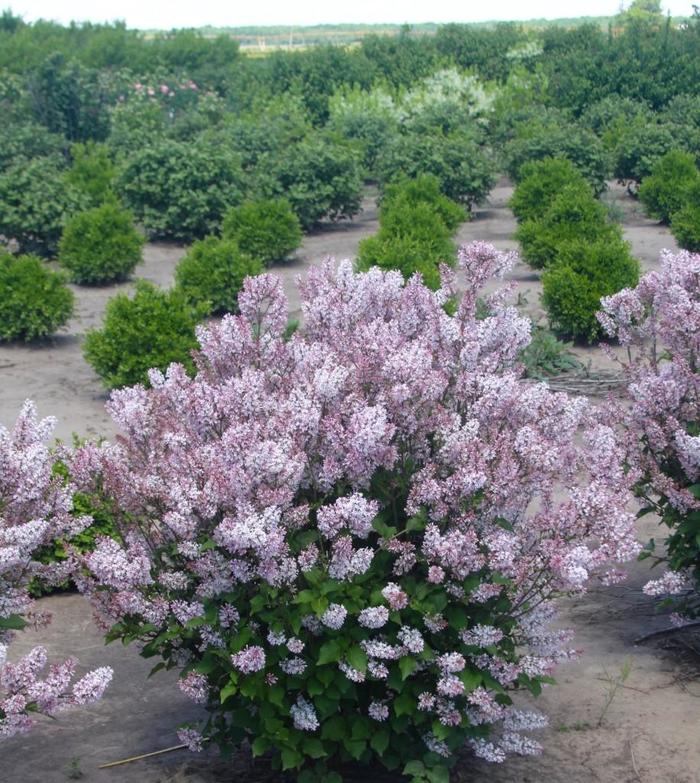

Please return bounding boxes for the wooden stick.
[99,743,188,768]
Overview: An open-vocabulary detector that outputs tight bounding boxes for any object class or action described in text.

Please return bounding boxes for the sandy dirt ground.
[2,182,698,783]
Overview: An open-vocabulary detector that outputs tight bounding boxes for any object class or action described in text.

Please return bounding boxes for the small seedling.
[65,757,84,780]
[597,657,634,727]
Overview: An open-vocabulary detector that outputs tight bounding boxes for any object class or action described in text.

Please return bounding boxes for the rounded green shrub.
[263,135,363,230]
[222,199,302,265]
[380,175,465,232]
[377,131,496,209]
[0,252,74,341]
[117,139,245,241]
[0,156,87,256]
[503,125,610,196]
[542,238,640,343]
[613,122,678,186]
[175,237,263,315]
[508,157,591,223]
[516,184,619,269]
[83,281,206,389]
[671,181,700,252]
[58,203,144,284]
[356,201,456,290]
[638,149,700,224]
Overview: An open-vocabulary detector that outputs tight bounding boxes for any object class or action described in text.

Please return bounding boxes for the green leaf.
[321,715,345,741]
[346,645,368,674]
[343,737,366,760]
[399,656,417,680]
[281,747,303,770]
[688,484,700,500]
[219,679,237,704]
[0,614,27,631]
[251,736,268,757]
[370,728,390,754]
[403,760,427,776]
[317,639,343,666]
[302,737,327,759]
[394,692,414,717]
[459,668,482,692]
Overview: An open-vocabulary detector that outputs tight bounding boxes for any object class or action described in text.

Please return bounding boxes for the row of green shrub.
[0,196,301,348]
[511,158,640,343]
[638,149,700,252]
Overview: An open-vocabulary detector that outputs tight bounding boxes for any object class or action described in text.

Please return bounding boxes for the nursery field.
[3,7,700,783]
[4,182,699,783]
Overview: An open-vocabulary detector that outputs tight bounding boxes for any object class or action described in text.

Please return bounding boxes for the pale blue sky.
[9,1,695,30]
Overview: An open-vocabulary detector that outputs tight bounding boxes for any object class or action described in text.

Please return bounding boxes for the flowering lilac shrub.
[599,249,700,620]
[0,402,112,739]
[74,244,638,782]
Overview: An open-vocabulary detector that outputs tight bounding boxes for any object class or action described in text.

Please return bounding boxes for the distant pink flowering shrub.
[0,402,112,739]
[74,244,638,782]
[599,249,700,619]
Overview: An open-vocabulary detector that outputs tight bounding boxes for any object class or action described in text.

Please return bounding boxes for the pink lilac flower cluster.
[74,244,638,762]
[598,249,700,612]
[0,402,112,738]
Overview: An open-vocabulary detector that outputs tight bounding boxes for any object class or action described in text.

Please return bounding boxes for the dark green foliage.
[380,175,465,232]
[542,238,640,343]
[377,131,496,208]
[519,325,582,379]
[175,237,262,315]
[638,149,700,224]
[262,135,363,230]
[612,121,679,186]
[516,184,618,270]
[0,121,65,172]
[222,199,303,264]
[0,252,74,341]
[28,52,111,142]
[83,281,206,389]
[117,139,245,241]
[0,155,87,256]
[503,124,610,196]
[508,158,591,223]
[58,202,144,284]
[671,181,700,252]
[66,141,116,205]
[356,200,456,290]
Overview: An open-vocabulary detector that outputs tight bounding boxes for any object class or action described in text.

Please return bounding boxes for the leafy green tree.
[671,181,700,252]
[66,142,116,205]
[0,156,87,256]
[638,149,700,223]
[117,139,245,241]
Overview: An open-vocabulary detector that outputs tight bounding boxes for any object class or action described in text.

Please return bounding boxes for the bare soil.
[3,182,698,783]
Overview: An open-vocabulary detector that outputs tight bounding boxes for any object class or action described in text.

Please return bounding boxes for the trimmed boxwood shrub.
[638,150,700,224]
[117,139,245,241]
[671,181,700,252]
[83,280,207,389]
[508,157,591,223]
[380,175,465,232]
[0,156,87,257]
[175,237,263,315]
[222,199,303,265]
[516,184,619,270]
[542,237,640,343]
[58,203,145,284]
[377,131,496,209]
[356,201,455,290]
[0,252,74,341]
